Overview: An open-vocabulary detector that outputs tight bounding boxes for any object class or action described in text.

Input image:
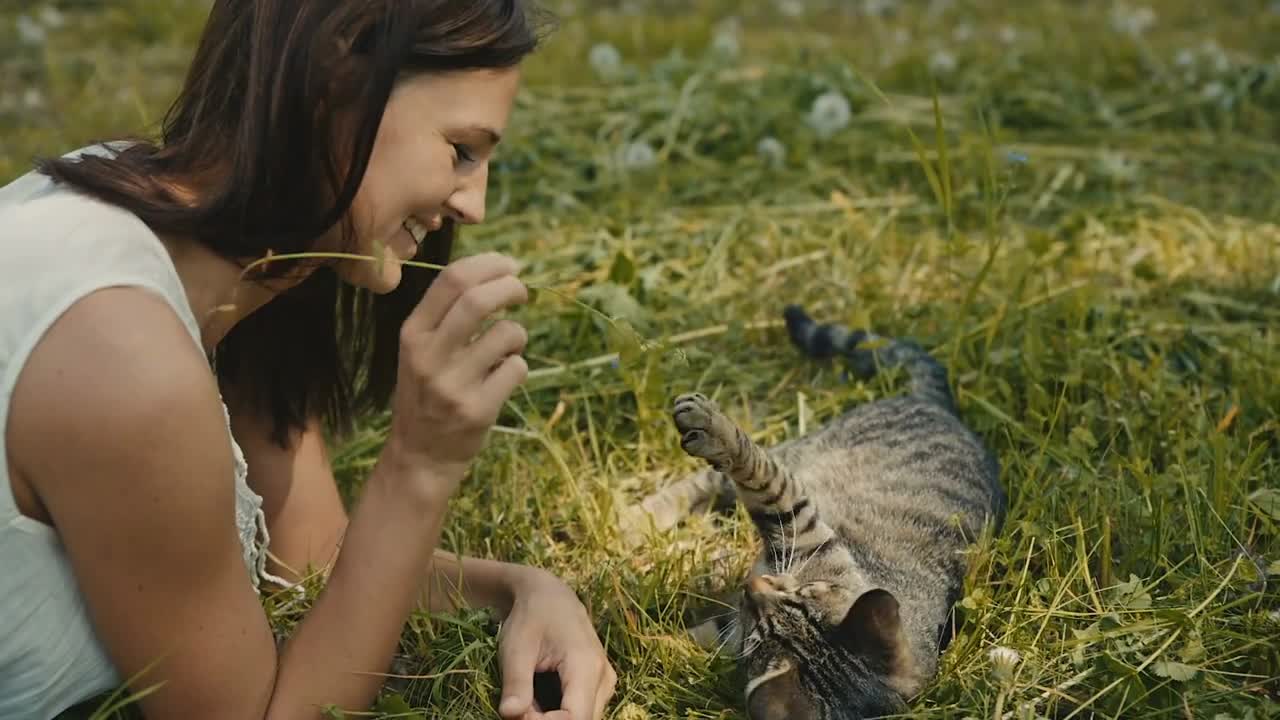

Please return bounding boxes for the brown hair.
[35,0,551,446]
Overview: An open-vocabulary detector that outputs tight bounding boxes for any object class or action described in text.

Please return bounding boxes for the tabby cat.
[626,304,1007,719]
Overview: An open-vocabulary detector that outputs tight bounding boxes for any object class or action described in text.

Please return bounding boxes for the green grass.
[5,0,1280,718]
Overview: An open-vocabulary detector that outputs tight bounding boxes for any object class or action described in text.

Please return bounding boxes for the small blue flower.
[610,356,621,370]
[1004,149,1029,165]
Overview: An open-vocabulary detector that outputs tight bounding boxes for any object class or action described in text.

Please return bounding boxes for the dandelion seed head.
[710,30,739,58]
[806,90,852,138]
[756,136,787,167]
[776,0,805,18]
[38,5,65,28]
[929,49,957,75]
[1097,151,1139,183]
[998,25,1019,45]
[588,42,623,80]
[1110,4,1157,36]
[988,646,1022,683]
[619,140,657,170]
[16,14,46,45]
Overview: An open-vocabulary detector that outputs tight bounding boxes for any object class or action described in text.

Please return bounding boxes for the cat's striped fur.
[629,305,1006,719]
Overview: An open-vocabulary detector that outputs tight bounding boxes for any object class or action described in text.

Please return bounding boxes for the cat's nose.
[747,575,776,595]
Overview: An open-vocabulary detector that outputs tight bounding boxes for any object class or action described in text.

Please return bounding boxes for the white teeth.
[403,217,429,244]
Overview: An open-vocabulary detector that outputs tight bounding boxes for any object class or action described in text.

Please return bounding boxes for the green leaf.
[579,282,650,329]
[374,693,423,718]
[1151,659,1198,682]
[605,319,647,369]
[607,249,636,286]
[1247,488,1280,520]
[1069,425,1099,452]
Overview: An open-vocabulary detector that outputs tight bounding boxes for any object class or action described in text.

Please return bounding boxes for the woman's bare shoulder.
[9,284,220,455]
[6,285,280,716]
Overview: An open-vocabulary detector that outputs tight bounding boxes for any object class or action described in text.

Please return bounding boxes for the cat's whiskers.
[790,534,827,578]
[713,618,741,656]
[782,503,801,574]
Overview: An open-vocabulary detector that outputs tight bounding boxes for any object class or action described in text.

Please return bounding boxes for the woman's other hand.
[496,568,617,720]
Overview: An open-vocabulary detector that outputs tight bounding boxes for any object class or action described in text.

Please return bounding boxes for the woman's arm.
[10,254,534,719]
[226,361,617,720]
[227,404,527,619]
[10,288,449,719]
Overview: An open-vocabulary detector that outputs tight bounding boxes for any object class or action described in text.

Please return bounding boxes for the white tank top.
[0,144,286,719]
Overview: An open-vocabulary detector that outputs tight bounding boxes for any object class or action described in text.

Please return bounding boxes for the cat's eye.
[798,582,825,598]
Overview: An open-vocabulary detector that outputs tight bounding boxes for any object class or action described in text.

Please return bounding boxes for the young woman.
[0,2,616,719]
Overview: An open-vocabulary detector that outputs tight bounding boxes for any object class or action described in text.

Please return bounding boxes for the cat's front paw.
[672,393,735,469]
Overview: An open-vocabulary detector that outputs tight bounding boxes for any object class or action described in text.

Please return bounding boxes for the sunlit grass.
[4,0,1278,718]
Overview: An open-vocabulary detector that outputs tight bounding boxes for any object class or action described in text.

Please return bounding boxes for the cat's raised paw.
[672,393,735,469]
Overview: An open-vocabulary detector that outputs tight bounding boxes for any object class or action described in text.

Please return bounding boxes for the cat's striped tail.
[782,304,957,414]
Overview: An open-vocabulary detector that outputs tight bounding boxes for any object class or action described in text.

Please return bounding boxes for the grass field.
[4,0,1280,718]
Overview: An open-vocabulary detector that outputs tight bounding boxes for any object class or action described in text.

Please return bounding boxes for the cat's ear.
[836,588,916,688]
[747,663,818,720]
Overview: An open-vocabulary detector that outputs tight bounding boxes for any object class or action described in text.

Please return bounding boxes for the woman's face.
[332,65,521,293]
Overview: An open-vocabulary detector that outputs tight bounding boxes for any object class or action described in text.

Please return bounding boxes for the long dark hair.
[35,0,551,446]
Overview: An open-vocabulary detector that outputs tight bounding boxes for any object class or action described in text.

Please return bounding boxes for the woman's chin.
[335,260,403,295]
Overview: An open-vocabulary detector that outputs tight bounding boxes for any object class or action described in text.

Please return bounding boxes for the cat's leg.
[671,393,836,567]
[617,467,734,544]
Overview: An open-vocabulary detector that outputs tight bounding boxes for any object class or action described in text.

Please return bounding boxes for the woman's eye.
[452,143,474,164]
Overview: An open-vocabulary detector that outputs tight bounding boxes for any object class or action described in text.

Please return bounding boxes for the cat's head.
[737,574,918,720]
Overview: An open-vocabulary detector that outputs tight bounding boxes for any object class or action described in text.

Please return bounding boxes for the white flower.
[1201,81,1225,100]
[929,49,957,75]
[952,23,973,42]
[619,140,656,170]
[588,43,622,80]
[23,88,44,109]
[16,14,46,45]
[756,136,787,167]
[988,646,1022,683]
[806,90,852,138]
[998,25,1019,45]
